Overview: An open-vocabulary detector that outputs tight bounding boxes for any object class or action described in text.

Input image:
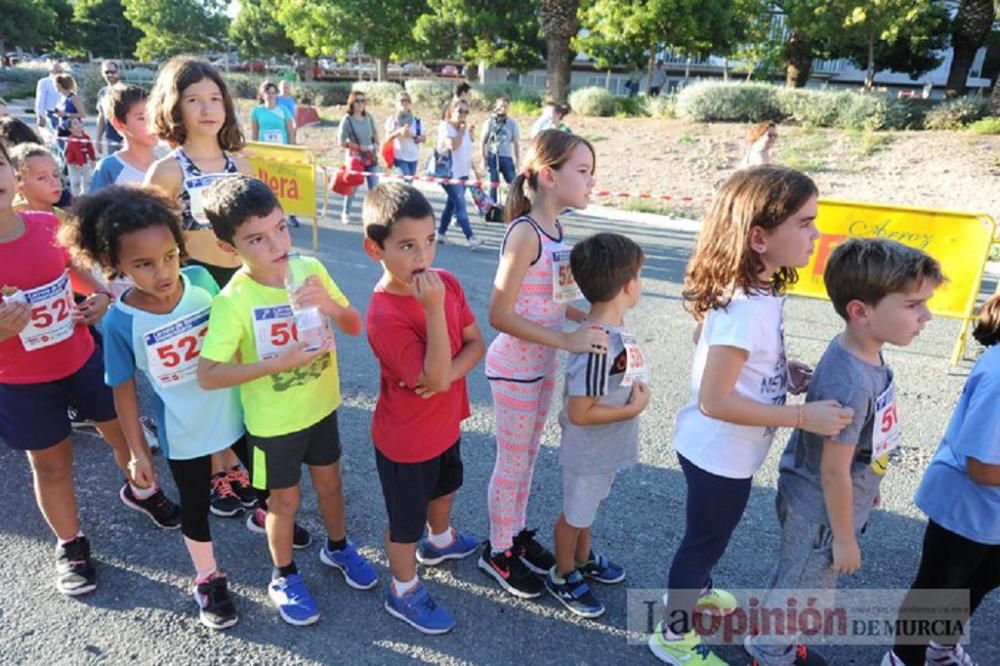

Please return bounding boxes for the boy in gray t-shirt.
[746,239,943,666]
[545,233,651,619]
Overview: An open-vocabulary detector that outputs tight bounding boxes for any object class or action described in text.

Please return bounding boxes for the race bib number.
[19,271,75,351]
[871,382,900,462]
[551,249,582,304]
[252,305,334,361]
[261,129,283,144]
[619,332,650,388]
[143,309,209,389]
[184,172,229,229]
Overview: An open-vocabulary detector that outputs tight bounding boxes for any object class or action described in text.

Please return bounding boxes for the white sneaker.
[466,236,483,249]
[926,642,978,666]
[340,213,351,225]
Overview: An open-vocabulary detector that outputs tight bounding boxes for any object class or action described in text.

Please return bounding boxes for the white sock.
[58,530,84,546]
[129,482,158,500]
[392,576,418,596]
[427,527,454,548]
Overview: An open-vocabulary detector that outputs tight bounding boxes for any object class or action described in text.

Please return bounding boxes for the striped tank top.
[486,216,571,382]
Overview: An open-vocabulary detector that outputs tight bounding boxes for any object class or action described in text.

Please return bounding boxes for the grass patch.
[621,199,699,218]
[678,132,699,146]
[845,128,892,156]
[509,99,540,116]
[779,130,831,172]
[968,117,1000,135]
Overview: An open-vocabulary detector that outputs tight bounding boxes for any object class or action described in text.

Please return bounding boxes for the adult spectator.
[649,62,667,96]
[95,60,124,155]
[276,80,297,124]
[480,96,520,204]
[384,90,423,178]
[34,62,64,131]
[435,97,482,248]
[741,121,778,168]
[250,80,295,145]
[337,89,379,225]
[54,74,85,151]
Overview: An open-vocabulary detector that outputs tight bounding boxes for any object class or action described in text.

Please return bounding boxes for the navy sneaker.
[209,473,242,517]
[383,582,456,635]
[268,573,319,625]
[579,552,626,584]
[513,528,556,575]
[478,541,544,599]
[225,466,258,508]
[55,536,96,596]
[544,567,605,618]
[245,507,313,549]
[415,529,478,566]
[119,483,181,529]
[193,572,238,630]
[319,541,378,590]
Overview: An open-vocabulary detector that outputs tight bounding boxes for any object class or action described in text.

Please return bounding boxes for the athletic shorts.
[248,409,342,490]
[0,347,117,451]
[562,468,616,529]
[375,439,463,544]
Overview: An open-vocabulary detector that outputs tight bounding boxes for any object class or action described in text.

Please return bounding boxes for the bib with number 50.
[551,249,582,304]
[19,271,76,351]
[144,308,209,389]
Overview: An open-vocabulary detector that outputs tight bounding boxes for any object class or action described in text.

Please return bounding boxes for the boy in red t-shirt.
[363,182,485,634]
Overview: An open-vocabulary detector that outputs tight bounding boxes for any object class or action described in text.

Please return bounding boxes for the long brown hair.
[346,90,368,116]
[683,165,817,321]
[149,56,245,151]
[504,129,595,224]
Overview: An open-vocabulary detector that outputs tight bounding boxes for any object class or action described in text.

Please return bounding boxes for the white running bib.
[184,172,230,228]
[19,271,76,351]
[551,249,582,304]
[143,308,210,389]
[619,332,650,388]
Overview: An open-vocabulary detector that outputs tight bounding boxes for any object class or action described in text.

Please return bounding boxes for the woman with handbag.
[337,90,379,225]
[435,98,482,248]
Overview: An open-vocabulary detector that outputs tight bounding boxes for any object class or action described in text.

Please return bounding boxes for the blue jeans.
[395,160,417,180]
[487,153,516,204]
[343,167,379,215]
[439,178,473,240]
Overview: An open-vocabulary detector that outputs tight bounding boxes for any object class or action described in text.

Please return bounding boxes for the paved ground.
[2,192,998,665]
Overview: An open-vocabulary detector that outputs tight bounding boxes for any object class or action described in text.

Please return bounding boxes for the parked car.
[441,65,459,77]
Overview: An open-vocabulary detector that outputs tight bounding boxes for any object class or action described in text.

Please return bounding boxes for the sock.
[58,530,84,546]
[550,566,567,583]
[392,576,418,596]
[326,537,347,552]
[273,561,298,580]
[129,481,158,500]
[184,537,217,582]
[427,527,453,549]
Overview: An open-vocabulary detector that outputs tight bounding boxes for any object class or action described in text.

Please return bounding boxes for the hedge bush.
[350,81,403,107]
[405,79,453,109]
[221,73,262,100]
[924,97,993,130]
[469,82,542,110]
[297,81,352,106]
[568,86,617,117]
[968,116,1000,134]
[676,81,784,123]
[643,94,677,118]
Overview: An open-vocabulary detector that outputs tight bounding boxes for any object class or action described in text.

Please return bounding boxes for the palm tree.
[945,0,997,96]
[539,0,580,103]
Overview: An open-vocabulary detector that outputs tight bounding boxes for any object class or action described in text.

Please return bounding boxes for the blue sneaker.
[268,574,319,626]
[415,529,478,565]
[544,567,605,618]
[319,541,378,590]
[383,582,455,635]
[579,552,626,584]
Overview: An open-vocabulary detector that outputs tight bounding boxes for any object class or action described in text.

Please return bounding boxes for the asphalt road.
[1,152,998,664]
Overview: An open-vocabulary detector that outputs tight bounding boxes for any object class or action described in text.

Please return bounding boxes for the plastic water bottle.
[284,252,327,352]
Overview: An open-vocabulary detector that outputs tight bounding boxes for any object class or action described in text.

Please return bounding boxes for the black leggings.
[892,520,1000,664]
[167,436,250,542]
[664,453,753,634]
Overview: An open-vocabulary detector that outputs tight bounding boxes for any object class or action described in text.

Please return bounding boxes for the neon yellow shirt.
[200,257,348,437]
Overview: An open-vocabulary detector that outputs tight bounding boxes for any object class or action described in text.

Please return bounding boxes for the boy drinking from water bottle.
[196,175,377,626]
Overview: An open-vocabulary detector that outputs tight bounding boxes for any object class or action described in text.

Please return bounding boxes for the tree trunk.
[478,60,487,84]
[784,31,812,87]
[539,0,580,103]
[605,69,611,89]
[376,58,388,82]
[0,39,5,70]
[723,57,729,82]
[864,38,875,91]
[646,49,655,93]
[945,0,997,97]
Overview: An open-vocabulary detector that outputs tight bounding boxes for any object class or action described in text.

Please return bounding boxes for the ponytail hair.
[504,129,595,224]
[973,293,1000,347]
[58,185,186,277]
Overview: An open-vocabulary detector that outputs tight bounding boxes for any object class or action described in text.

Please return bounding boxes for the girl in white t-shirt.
[435,98,481,248]
[648,165,854,665]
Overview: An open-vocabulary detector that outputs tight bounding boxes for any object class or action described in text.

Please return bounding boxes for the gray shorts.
[562,469,616,528]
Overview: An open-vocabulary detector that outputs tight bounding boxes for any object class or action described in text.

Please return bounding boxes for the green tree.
[229,0,297,58]
[414,0,543,76]
[276,0,427,81]
[765,1,850,87]
[839,0,950,89]
[0,0,56,67]
[122,0,228,61]
[945,0,997,96]
[72,0,142,59]
[540,0,580,102]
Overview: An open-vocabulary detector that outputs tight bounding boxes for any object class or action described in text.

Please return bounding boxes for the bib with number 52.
[144,308,210,389]
[619,332,650,388]
[870,382,900,461]
[551,249,582,304]
[19,271,76,351]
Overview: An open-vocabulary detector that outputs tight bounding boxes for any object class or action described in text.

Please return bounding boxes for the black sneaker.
[55,536,97,596]
[514,528,556,575]
[119,483,182,529]
[193,572,239,630]
[245,507,313,549]
[477,541,544,599]
[209,472,243,517]
[225,466,258,508]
